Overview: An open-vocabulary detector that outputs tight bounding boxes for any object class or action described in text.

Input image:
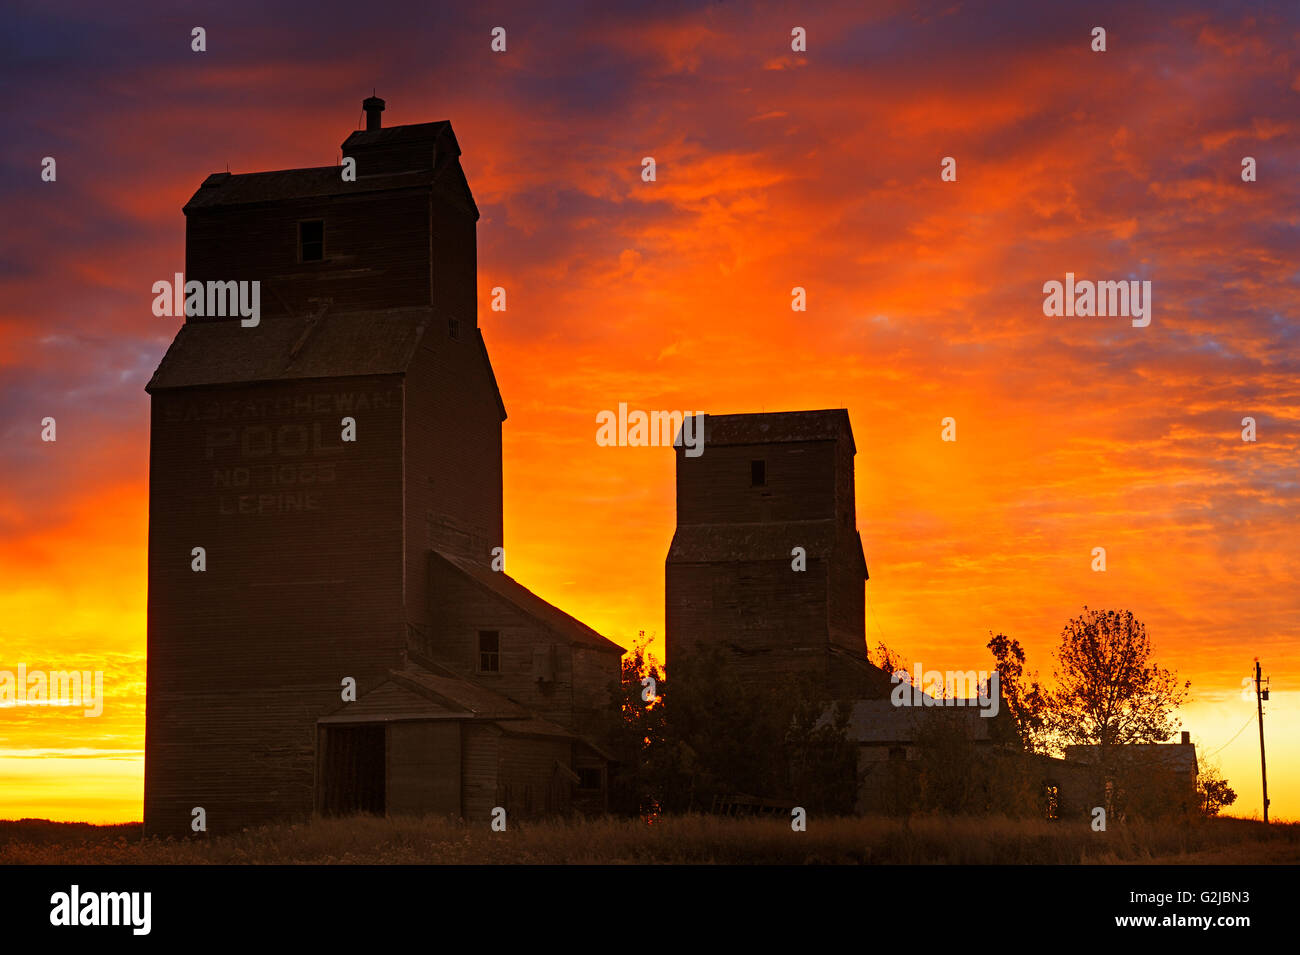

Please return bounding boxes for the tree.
[1047,607,1190,753]
[986,632,1047,752]
[785,695,859,814]
[661,641,790,808]
[1197,762,1238,817]
[608,637,860,815]
[601,632,674,816]
[871,641,911,680]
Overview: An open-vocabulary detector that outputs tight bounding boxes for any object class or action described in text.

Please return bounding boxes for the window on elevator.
[298,220,324,261]
[479,630,500,673]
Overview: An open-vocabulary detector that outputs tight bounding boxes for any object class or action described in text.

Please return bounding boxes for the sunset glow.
[1,1,1296,823]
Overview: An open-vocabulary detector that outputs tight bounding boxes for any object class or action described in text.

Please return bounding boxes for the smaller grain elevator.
[665,410,890,699]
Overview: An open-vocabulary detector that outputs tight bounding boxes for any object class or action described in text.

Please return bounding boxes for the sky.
[0,0,1297,825]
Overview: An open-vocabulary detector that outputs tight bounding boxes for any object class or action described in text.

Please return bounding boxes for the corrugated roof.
[183,167,435,211]
[701,409,855,452]
[145,307,429,391]
[667,519,838,562]
[432,550,625,655]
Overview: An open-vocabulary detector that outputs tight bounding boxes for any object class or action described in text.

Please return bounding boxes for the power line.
[1203,714,1255,760]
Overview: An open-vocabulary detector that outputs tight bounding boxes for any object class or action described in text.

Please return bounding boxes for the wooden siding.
[570,647,617,740]
[666,423,876,699]
[144,374,406,836]
[387,721,462,817]
[421,559,579,728]
[428,192,478,328]
[462,723,501,822]
[666,557,829,685]
[497,735,573,819]
[185,188,433,321]
[675,441,838,526]
[402,333,504,618]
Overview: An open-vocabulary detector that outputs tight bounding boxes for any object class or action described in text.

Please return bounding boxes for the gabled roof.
[145,306,431,391]
[183,167,436,211]
[390,659,530,719]
[182,120,469,212]
[317,679,462,723]
[317,657,617,760]
[431,550,624,655]
[341,120,457,153]
[700,409,856,453]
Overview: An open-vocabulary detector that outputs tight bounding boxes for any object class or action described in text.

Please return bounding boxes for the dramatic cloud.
[1,0,1297,821]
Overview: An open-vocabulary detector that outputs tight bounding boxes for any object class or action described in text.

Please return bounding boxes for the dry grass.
[1,813,1295,865]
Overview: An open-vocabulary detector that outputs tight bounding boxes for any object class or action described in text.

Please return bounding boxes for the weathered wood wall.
[145,374,407,835]
[186,189,434,320]
[386,721,462,817]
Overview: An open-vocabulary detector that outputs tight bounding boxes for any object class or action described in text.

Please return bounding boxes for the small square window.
[448,317,461,341]
[750,460,766,487]
[299,220,324,262]
[577,767,603,791]
[478,630,500,673]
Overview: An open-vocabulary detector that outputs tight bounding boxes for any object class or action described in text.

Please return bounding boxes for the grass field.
[2,813,1296,864]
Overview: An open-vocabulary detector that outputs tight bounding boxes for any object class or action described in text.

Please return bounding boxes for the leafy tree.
[871,641,911,680]
[1045,607,1191,814]
[601,633,673,816]
[662,641,789,807]
[986,632,1047,752]
[1197,762,1238,817]
[1047,607,1190,753]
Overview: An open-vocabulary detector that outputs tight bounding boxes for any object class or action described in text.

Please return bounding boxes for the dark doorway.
[320,724,386,815]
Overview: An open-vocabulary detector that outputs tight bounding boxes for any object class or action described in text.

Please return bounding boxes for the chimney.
[363,96,385,132]
[1180,731,1190,745]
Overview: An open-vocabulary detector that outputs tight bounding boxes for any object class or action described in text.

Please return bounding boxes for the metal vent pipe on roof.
[363,96,385,131]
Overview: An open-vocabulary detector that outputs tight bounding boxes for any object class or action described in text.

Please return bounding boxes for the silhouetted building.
[843,699,994,812]
[144,99,621,837]
[1060,730,1200,818]
[665,410,890,698]
[664,412,1203,819]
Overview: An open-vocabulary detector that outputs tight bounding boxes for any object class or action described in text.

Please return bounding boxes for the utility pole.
[1255,659,1270,824]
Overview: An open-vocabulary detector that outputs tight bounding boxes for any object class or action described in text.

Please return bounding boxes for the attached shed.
[316,658,613,822]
